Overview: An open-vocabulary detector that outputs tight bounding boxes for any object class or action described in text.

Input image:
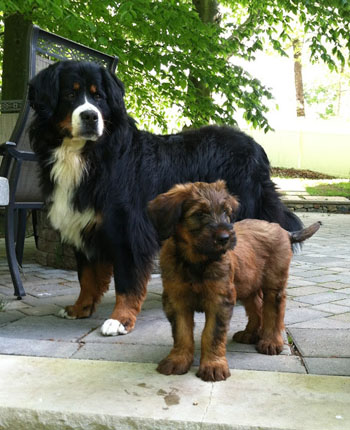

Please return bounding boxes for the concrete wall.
[247,119,350,178]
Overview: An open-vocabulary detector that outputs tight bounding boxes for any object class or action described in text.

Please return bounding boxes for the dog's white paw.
[57,308,76,320]
[101,319,128,336]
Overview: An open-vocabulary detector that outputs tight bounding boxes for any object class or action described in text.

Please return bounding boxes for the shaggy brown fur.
[148,181,321,382]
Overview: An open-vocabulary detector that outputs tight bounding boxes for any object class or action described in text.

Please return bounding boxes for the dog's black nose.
[216,231,230,245]
[80,110,98,123]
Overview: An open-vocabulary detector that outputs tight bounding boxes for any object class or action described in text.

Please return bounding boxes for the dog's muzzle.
[72,100,104,140]
[212,221,234,245]
[196,222,235,259]
[215,230,231,246]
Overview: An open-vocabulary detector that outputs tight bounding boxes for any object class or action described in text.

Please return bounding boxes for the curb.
[0,355,349,430]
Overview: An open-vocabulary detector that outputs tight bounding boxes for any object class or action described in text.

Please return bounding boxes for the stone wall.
[282,197,350,214]
[35,210,76,270]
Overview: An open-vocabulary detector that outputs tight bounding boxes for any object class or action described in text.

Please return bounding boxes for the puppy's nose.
[80,110,98,123]
[216,231,230,245]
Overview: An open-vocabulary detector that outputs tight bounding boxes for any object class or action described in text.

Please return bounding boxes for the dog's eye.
[223,207,231,216]
[65,92,76,101]
[229,213,236,222]
[193,211,205,219]
[93,93,102,100]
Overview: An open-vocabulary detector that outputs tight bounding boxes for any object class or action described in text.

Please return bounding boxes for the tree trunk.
[336,65,344,116]
[293,38,305,117]
[185,0,219,127]
[2,13,32,101]
[193,0,219,23]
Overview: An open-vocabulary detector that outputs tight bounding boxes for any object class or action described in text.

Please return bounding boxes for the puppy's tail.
[289,221,322,244]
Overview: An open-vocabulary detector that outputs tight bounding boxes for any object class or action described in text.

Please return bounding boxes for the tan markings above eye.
[90,85,97,94]
[73,82,80,90]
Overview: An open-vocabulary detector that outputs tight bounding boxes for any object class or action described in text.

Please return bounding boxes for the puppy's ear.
[28,61,62,119]
[101,68,127,119]
[148,184,192,241]
[227,195,239,221]
[212,180,227,191]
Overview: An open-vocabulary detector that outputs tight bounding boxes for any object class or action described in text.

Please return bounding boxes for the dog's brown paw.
[58,304,95,319]
[196,361,231,382]
[232,330,259,344]
[157,356,192,375]
[256,339,283,355]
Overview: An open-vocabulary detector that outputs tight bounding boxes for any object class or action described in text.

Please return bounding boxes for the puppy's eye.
[93,93,102,100]
[193,211,205,219]
[221,209,232,222]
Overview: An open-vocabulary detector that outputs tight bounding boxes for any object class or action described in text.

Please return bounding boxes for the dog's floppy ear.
[101,68,127,119]
[28,61,62,119]
[148,184,192,241]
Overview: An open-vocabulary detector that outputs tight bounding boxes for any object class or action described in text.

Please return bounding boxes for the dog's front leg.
[101,257,152,336]
[59,253,112,319]
[197,302,233,382]
[157,292,195,375]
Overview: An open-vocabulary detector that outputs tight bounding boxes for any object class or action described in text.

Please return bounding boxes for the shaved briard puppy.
[148,181,320,382]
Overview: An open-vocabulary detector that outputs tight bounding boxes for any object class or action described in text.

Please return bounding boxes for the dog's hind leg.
[257,281,287,355]
[232,292,262,344]
[59,257,113,319]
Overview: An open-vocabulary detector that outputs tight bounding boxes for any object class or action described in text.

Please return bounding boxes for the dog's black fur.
[29,61,302,332]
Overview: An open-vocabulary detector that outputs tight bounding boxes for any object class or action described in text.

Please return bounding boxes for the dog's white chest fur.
[48,138,95,251]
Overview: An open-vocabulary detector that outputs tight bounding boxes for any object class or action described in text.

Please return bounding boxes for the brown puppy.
[148,181,321,382]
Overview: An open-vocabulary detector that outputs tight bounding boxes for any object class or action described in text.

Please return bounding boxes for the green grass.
[306,181,350,198]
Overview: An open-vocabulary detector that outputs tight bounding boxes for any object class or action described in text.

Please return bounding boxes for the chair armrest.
[5,141,37,162]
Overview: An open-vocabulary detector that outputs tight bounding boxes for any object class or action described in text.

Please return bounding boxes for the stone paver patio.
[0,211,349,376]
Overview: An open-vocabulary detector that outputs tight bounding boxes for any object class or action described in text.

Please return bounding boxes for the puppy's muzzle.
[211,221,235,250]
[215,230,230,245]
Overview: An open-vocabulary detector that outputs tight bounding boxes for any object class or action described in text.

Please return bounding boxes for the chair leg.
[32,209,39,248]
[15,208,27,267]
[5,206,26,299]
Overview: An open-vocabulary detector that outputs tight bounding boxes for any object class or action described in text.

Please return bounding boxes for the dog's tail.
[289,221,322,244]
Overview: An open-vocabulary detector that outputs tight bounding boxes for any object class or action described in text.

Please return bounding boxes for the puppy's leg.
[59,253,112,319]
[257,282,287,355]
[197,302,233,382]
[232,292,262,344]
[157,292,195,375]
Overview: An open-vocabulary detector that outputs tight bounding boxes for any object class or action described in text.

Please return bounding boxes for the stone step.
[0,355,349,430]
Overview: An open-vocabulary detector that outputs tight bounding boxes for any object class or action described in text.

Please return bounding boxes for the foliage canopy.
[1,0,350,132]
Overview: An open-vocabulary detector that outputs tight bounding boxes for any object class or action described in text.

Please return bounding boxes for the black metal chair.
[0,25,118,299]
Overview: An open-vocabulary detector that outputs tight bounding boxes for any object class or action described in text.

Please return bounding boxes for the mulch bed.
[271,167,336,180]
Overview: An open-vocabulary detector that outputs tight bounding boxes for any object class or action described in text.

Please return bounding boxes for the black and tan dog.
[148,181,320,382]
[29,61,303,337]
